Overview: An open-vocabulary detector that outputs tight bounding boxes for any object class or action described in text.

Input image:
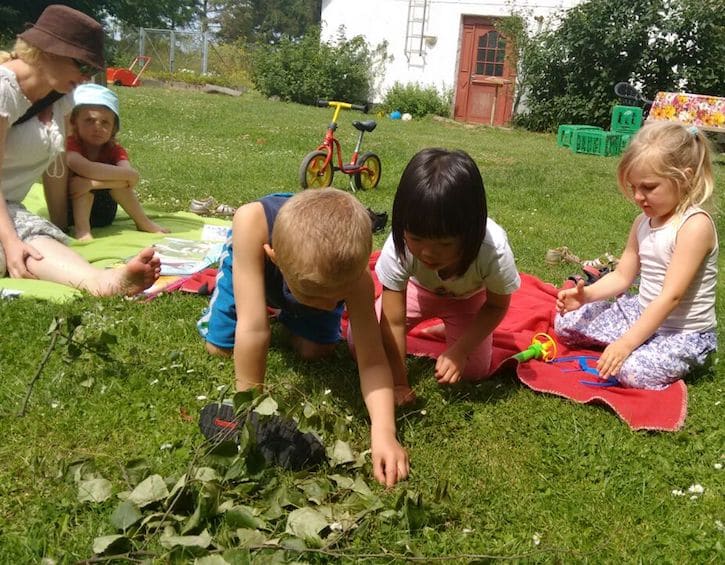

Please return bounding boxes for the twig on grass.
[17,323,60,417]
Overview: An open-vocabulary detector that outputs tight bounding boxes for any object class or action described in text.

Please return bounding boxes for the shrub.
[250,26,387,105]
[381,82,451,118]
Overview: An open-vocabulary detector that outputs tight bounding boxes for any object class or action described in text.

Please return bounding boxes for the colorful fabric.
[648,92,725,132]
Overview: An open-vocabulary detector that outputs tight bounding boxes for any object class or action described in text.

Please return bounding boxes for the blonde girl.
[555,121,717,389]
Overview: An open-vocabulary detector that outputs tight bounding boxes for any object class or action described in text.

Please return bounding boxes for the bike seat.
[353,120,377,132]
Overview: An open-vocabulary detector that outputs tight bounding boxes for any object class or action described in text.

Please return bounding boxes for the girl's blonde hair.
[617,121,715,214]
[0,39,44,65]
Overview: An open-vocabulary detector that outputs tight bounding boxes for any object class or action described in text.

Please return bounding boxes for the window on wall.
[476,31,505,76]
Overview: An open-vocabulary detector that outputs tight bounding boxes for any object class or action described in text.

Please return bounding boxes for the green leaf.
[110,500,142,531]
[194,467,220,483]
[224,505,267,530]
[235,528,267,548]
[77,477,113,503]
[196,556,231,565]
[124,458,151,486]
[233,390,256,412]
[328,440,355,466]
[159,528,213,549]
[253,397,278,416]
[328,474,355,489]
[127,474,169,508]
[285,507,329,540]
[92,534,130,555]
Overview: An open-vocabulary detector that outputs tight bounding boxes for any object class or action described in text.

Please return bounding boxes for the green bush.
[250,26,387,105]
[381,82,451,118]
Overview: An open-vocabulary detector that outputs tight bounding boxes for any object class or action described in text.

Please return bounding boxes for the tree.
[211,0,322,43]
[513,0,724,132]
[0,0,200,43]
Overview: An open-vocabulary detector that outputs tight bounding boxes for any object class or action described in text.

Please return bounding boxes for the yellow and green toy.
[512,332,557,362]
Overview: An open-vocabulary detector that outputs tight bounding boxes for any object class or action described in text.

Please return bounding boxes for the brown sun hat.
[18,5,105,69]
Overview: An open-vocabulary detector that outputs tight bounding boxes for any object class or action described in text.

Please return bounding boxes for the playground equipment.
[106,56,152,87]
[299,100,381,191]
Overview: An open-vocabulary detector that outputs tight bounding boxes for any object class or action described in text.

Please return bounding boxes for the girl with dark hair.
[374,148,520,405]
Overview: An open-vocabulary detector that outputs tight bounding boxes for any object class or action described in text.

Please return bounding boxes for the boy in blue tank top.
[198,189,408,486]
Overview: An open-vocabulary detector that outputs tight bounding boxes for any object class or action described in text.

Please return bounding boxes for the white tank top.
[637,207,718,332]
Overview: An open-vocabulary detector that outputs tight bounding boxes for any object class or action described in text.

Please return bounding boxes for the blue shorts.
[197,237,343,349]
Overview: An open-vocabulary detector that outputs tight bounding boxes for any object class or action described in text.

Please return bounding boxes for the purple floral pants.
[554,294,716,389]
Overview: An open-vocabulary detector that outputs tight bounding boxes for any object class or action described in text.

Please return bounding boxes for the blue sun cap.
[73,83,121,129]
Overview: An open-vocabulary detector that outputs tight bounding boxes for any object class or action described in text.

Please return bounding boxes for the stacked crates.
[556,104,643,157]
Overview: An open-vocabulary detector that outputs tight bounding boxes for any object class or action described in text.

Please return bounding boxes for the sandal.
[199,401,326,471]
[189,197,237,217]
[545,246,581,266]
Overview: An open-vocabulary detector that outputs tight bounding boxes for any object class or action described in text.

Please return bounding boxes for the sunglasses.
[73,59,97,77]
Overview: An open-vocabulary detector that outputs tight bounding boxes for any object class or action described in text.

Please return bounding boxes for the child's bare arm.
[66,151,137,184]
[598,213,716,378]
[557,219,641,312]
[115,160,140,188]
[379,287,408,387]
[346,271,409,486]
[230,203,272,391]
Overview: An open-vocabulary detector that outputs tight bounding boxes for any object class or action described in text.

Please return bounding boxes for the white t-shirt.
[375,218,521,298]
[0,66,71,204]
[637,208,718,332]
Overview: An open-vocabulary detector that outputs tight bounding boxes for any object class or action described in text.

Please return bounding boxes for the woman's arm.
[0,117,43,277]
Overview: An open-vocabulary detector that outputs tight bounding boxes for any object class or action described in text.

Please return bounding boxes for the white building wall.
[320,0,582,100]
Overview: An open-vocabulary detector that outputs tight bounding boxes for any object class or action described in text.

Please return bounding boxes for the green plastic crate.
[572,130,623,157]
[610,105,643,134]
[557,124,603,148]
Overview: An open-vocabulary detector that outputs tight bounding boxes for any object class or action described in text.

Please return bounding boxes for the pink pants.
[348,282,492,379]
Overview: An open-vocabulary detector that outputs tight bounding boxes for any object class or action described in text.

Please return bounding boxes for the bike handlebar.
[317,99,370,113]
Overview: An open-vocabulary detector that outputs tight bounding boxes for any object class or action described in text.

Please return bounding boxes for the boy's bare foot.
[394,384,417,407]
[90,247,161,296]
[75,232,94,242]
[136,220,170,234]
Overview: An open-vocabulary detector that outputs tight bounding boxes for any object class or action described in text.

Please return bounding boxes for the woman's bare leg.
[25,237,160,296]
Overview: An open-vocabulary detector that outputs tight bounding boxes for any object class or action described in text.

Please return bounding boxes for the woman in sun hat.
[0,5,160,296]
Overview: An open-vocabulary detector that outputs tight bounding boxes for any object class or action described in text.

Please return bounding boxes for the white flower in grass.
[324,389,331,395]
[330,522,343,532]
[714,463,722,470]
[420,410,427,416]
[462,528,474,534]
[716,520,724,532]
[671,489,685,496]
[51,401,60,409]
[150,378,159,385]
[687,484,704,495]
[216,385,226,391]
[532,532,542,546]
[160,443,173,451]
[196,395,208,401]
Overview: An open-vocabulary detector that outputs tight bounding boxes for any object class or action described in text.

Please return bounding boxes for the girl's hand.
[435,347,468,384]
[6,239,43,279]
[556,279,587,314]
[597,339,634,379]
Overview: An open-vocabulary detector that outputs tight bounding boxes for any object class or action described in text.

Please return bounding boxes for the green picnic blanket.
[0,184,231,301]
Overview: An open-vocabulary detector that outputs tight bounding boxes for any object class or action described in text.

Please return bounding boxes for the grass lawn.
[0,86,723,563]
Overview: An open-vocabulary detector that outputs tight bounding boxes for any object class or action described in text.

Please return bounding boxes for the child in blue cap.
[66,83,168,240]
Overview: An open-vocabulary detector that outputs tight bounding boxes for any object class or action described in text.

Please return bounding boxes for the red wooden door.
[454,17,516,126]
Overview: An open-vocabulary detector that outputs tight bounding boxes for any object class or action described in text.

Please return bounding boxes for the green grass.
[0,86,723,563]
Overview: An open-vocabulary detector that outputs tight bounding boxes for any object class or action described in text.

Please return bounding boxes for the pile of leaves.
[71,391,444,561]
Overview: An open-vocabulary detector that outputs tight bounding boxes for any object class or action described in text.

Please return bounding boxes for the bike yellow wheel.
[353,152,381,190]
[299,150,333,188]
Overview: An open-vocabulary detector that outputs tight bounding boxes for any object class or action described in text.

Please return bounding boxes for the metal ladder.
[405,0,429,65]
